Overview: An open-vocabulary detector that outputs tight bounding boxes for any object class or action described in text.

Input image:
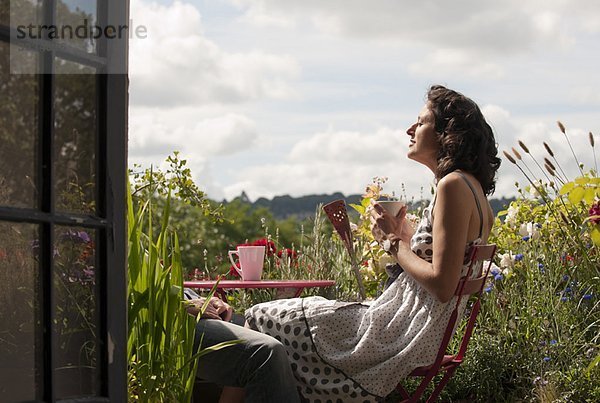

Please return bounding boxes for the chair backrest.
[322,199,354,255]
[431,244,497,366]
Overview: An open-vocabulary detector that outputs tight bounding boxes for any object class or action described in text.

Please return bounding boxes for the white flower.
[519,222,540,240]
[505,205,518,226]
[499,252,515,269]
[519,223,529,237]
[529,180,543,198]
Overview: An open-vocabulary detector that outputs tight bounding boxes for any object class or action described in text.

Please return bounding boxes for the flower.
[505,205,518,226]
[229,264,241,278]
[583,294,593,300]
[494,273,504,281]
[499,253,515,268]
[250,238,277,256]
[519,222,540,240]
[543,357,551,362]
[589,201,600,224]
[549,339,557,345]
[529,180,543,198]
[515,253,524,261]
[484,285,493,293]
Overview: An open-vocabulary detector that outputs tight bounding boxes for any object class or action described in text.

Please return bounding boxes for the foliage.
[448,122,600,401]
[127,185,237,402]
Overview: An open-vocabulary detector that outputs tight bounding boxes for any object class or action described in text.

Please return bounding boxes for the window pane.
[54,58,97,214]
[53,226,99,398]
[0,222,41,401]
[0,41,39,208]
[56,0,98,54]
[2,0,42,28]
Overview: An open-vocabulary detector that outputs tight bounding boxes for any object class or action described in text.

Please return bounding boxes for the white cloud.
[289,127,402,163]
[129,108,258,159]
[129,0,300,107]
[408,48,505,79]
[229,0,579,51]
[222,126,435,200]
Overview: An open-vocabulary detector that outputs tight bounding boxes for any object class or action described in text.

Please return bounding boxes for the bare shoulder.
[436,172,471,200]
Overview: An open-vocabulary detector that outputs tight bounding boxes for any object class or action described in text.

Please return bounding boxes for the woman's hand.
[369,201,408,244]
[186,297,233,322]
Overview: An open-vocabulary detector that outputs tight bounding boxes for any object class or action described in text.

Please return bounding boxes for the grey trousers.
[195,317,301,403]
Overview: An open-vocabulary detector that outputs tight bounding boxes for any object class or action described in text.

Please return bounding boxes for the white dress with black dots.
[246,196,481,403]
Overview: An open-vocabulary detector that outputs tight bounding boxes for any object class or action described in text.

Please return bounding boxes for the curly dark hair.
[426,85,501,195]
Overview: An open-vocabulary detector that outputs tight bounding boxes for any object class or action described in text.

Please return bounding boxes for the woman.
[245,85,501,402]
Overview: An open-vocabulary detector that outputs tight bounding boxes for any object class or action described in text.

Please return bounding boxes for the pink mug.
[228,246,266,281]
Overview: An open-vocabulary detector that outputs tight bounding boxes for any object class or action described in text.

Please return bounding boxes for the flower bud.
[557,121,566,134]
[512,147,523,160]
[589,132,595,148]
[518,140,530,153]
[503,150,517,164]
[543,142,555,157]
[544,158,556,171]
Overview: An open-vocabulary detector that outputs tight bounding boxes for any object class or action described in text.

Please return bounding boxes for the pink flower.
[589,202,600,224]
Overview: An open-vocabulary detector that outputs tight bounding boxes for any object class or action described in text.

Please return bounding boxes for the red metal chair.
[396,243,497,403]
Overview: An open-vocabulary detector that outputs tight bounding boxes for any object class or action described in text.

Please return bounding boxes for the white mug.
[228,246,266,281]
[377,200,405,216]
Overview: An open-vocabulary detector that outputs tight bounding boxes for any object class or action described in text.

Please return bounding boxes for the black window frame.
[0,0,128,401]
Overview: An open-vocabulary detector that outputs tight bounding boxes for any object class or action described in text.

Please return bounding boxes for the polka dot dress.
[245,196,481,402]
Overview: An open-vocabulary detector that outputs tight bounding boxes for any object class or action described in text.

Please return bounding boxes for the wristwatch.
[382,237,400,253]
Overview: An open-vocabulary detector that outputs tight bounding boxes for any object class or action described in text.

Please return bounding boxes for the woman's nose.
[406,123,416,136]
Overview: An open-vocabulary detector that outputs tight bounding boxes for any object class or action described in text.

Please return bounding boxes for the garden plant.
[127,121,599,400]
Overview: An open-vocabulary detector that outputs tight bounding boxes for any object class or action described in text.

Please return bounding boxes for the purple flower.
[484,285,493,293]
[494,273,503,281]
[491,267,500,276]
[543,357,551,362]
[515,253,524,261]
[522,235,530,241]
[538,263,544,269]
[583,294,593,300]
[549,340,557,345]
[562,274,569,281]
[561,296,568,302]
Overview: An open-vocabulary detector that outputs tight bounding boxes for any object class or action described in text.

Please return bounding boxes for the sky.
[127,0,600,202]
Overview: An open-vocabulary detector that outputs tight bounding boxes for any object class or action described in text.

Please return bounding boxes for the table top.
[184,279,336,289]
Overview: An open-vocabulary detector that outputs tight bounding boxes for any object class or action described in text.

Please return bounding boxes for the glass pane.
[0,41,39,208]
[0,222,41,401]
[54,58,97,214]
[53,226,99,398]
[56,0,98,54]
[2,0,42,28]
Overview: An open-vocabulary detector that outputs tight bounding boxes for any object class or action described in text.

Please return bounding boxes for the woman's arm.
[373,174,473,302]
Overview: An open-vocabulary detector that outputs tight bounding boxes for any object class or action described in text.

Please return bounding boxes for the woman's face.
[406,104,440,171]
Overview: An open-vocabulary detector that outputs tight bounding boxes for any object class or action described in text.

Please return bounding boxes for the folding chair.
[396,243,497,403]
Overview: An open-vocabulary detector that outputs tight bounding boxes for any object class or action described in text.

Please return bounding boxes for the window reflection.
[53,226,99,398]
[54,58,97,214]
[2,0,42,28]
[0,41,39,208]
[56,0,98,54]
[0,222,41,402]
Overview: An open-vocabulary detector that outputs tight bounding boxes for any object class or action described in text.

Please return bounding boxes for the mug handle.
[228,250,243,277]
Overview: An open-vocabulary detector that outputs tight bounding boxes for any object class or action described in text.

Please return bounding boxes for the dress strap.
[455,172,483,238]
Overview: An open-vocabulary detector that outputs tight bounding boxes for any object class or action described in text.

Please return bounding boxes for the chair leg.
[406,373,437,403]
[426,367,458,403]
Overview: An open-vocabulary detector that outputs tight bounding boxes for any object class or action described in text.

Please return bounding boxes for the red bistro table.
[183,279,336,301]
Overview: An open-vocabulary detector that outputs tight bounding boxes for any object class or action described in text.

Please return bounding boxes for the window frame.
[0,0,128,401]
